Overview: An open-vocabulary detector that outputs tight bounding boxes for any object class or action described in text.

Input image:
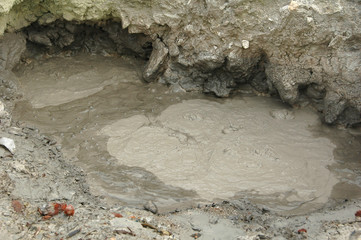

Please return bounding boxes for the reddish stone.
[112,212,123,218]
[11,200,23,213]
[64,204,75,216]
[355,210,361,217]
[298,228,307,234]
[43,215,52,220]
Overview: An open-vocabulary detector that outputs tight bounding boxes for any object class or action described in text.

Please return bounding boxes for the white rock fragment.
[8,127,23,136]
[288,1,299,11]
[241,40,249,49]
[0,101,4,112]
[0,137,15,154]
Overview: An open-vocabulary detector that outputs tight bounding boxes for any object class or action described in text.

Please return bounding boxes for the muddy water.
[13,54,361,214]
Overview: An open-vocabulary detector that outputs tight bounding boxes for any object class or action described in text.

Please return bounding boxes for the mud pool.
[12,54,361,215]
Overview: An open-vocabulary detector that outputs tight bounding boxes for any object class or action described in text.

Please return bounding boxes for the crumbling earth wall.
[0,0,360,126]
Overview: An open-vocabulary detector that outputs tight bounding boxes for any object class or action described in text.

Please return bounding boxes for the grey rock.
[28,30,52,46]
[0,33,26,71]
[270,109,295,120]
[249,72,269,93]
[324,91,347,124]
[104,22,152,57]
[143,39,169,82]
[38,13,57,25]
[57,32,75,48]
[306,84,325,100]
[194,52,224,71]
[208,217,219,225]
[204,71,234,97]
[265,65,312,105]
[191,226,202,232]
[143,200,158,214]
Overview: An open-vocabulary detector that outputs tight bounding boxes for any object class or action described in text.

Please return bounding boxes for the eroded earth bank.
[0,0,361,239]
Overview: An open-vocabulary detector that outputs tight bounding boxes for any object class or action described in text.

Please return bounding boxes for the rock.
[0,33,26,71]
[104,23,152,58]
[0,137,15,154]
[306,84,325,100]
[323,91,347,124]
[242,40,250,49]
[143,39,168,82]
[193,52,224,71]
[191,233,201,239]
[191,226,202,232]
[27,30,52,46]
[265,65,312,105]
[190,222,202,232]
[208,217,219,225]
[270,109,295,120]
[8,127,24,136]
[143,200,158,214]
[0,100,5,112]
[204,71,234,97]
[38,13,57,25]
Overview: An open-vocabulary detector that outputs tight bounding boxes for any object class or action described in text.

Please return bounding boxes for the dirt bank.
[1,0,360,125]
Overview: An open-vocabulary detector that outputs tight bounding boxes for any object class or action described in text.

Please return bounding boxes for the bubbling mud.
[12,54,361,214]
[102,99,337,206]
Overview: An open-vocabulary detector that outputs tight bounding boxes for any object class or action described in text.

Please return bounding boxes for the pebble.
[144,201,158,214]
[8,127,24,136]
[242,40,250,49]
[209,217,219,224]
[270,109,295,120]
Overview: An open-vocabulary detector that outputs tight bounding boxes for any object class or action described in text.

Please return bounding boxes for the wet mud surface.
[12,54,361,217]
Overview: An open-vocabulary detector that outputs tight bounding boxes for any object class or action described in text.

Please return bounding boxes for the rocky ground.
[0,98,360,239]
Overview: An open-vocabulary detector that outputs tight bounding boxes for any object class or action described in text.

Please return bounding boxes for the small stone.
[8,127,24,136]
[242,40,250,49]
[160,229,171,236]
[143,200,158,214]
[112,212,123,218]
[190,222,202,232]
[191,233,202,239]
[209,217,219,224]
[11,200,23,213]
[297,228,307,234]
[270,109,295,120]
[191,226,202,232]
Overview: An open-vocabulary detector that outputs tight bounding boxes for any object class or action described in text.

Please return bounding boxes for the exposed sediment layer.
[0,0,360,125]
